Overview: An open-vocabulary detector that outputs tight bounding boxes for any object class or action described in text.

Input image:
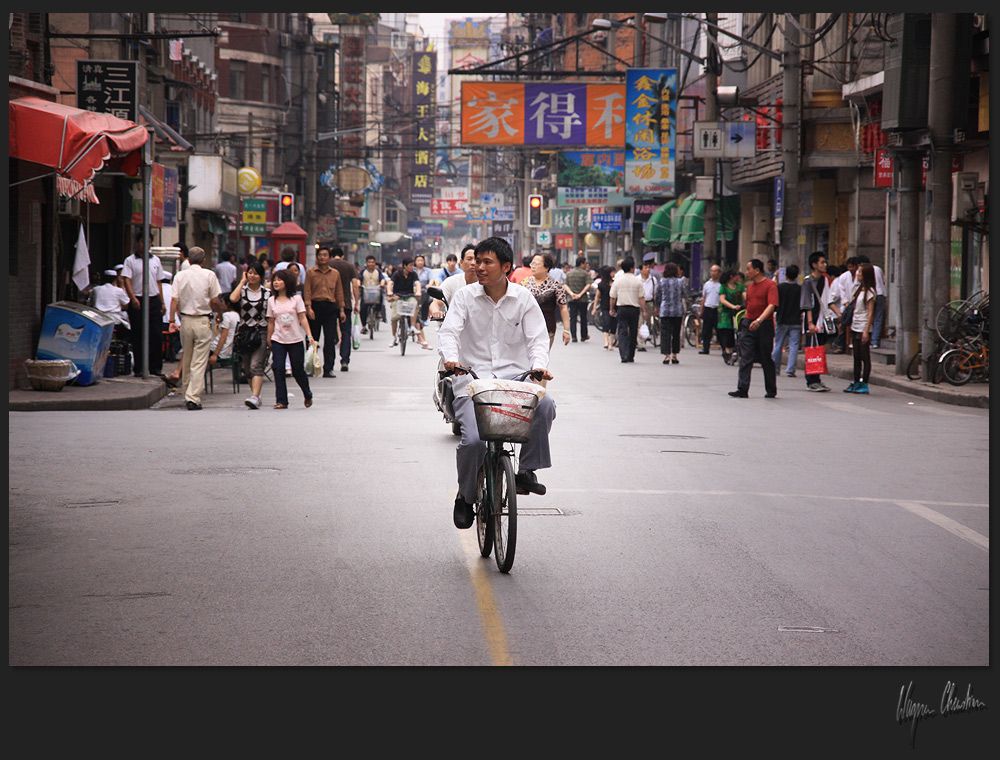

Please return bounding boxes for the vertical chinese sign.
[331,16,374,162]
[409,51,436,206]
[77,60,139,122]
[624,68,677,197]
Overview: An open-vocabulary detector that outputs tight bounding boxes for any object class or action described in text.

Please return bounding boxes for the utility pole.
[778,13,801,272]
[896,152,922,376]
[305,34,318,253]
[922,13,957,381]
[702,12,719,267]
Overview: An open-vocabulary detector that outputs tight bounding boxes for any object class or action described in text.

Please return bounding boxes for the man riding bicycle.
[359,254,386,333]
[437,236,556,529]
[387,256,430,349]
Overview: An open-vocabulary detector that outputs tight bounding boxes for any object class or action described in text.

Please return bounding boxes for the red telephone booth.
[270,221,308,271]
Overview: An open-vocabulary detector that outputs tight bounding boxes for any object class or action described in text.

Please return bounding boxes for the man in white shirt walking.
[438,236,556,529]
[698,264,722,354]
[170,247,223,409]
[609,256,647,363]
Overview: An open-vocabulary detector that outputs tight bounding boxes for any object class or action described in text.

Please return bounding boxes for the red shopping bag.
[804,339,828,375]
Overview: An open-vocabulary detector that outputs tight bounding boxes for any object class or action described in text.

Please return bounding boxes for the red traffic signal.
[528,194,543,227]
[279,192,294,222]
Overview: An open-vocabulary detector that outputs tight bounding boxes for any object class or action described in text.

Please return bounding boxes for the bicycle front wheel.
[492,453,517,573]
[684,315,700,347]
[398,318,408,355]
[941,349,974,385]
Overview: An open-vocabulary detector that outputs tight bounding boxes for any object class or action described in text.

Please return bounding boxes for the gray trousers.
[453,389,556,502]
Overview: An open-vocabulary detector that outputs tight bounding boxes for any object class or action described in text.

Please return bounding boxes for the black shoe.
[515,470,546,496]
[765,392,777,398]
[728,390,748,398]
[322,371,336,378]
[186,401,203,410]
[453,495,474,529]
[699,350,710,354]
[341,364,349,372]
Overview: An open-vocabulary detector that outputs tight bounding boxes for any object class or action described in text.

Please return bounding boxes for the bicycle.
[939,337,989,385]
[441,366,545,573]
[393,296,417,355]
[362,286,381,339]
[682,295,701,348]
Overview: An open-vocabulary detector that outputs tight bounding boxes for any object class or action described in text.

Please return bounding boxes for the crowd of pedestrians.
[126,236,884,410]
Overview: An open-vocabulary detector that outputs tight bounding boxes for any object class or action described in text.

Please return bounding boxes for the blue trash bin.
[36,301,116,385]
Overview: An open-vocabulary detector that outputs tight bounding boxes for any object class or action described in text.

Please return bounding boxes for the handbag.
[803,333,828,375]
[233,324,261,355]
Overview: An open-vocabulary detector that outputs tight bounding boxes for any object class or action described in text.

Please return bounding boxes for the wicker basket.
[24,359,78,392]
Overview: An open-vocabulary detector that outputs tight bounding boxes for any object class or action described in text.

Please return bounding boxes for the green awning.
[640,199,678,245]
[670,195,740,243]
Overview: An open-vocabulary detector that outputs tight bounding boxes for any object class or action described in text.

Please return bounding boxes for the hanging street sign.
[693,121,757,159]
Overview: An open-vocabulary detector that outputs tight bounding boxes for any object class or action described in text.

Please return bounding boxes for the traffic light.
[279,192,294,223]
[527,194,543,227]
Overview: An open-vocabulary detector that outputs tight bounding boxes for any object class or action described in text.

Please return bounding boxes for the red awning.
[8,96,148,184]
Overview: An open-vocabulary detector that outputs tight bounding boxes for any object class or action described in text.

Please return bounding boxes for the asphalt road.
[9,320,989,667]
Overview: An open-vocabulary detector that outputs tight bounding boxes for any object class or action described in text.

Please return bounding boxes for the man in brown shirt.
[329,247,360,372]
[304,247,345,377]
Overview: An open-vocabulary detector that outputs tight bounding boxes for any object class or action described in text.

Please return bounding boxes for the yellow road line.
[459,529,514,666]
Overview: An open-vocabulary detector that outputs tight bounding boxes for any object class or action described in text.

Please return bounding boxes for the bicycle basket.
[363,286,381,302]
[396,299,417,316]
[468,379,543,443]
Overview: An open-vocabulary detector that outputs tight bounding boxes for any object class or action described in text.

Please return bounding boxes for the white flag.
[72,223,91,292]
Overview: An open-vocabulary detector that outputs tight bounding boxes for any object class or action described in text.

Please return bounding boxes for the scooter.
[427,285,461,436]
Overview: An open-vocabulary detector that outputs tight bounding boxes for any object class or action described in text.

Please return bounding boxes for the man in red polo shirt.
[729,258,779,398]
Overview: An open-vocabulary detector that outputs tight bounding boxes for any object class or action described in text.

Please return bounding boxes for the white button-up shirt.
[437,281,549,395]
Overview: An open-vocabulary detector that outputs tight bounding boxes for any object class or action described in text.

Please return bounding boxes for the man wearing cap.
[90,270,131,338]
[121,231,167,377]
[169,247,223,410]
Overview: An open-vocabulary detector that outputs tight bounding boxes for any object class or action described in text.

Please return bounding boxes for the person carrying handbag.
[229,261,270,409]
[800,251,835,392]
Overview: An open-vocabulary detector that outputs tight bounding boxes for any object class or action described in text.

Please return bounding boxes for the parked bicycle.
[440,366,545,573]
[682,291,701,348]
[939,337,989,385]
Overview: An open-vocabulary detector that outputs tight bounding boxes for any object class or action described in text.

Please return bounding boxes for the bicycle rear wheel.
[492,453,517,573]
[475,466,493,557]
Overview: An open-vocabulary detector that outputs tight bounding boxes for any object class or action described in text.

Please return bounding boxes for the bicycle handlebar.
[439,366,545,383]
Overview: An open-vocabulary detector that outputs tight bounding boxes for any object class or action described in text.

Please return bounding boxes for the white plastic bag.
[305,343,324,377]
[351,313,362,350]
[638,323,650,341]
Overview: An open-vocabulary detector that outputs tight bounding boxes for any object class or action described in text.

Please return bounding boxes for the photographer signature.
[896,681,987,747]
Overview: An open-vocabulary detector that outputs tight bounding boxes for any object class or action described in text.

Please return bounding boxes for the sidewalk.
[8,348,989,411]
[801,347,989,409]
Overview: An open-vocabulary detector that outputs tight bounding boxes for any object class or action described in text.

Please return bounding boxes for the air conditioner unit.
[58,196,80,216]
[752,205,772,244]
[951,171,978,221]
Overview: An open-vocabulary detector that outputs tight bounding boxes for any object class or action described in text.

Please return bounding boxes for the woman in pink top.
[266,268,317,409]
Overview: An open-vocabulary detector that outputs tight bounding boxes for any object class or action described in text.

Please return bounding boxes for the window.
[229,61,245,100]
[261,66,270,104]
